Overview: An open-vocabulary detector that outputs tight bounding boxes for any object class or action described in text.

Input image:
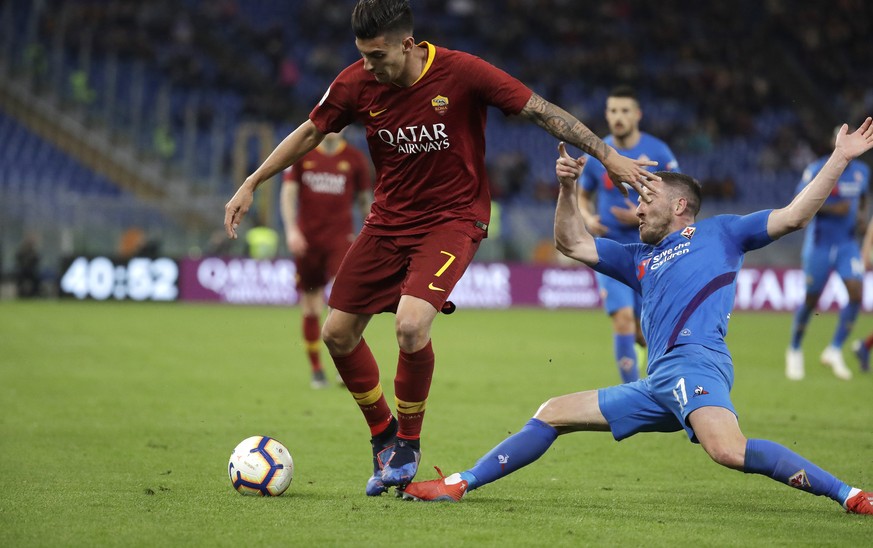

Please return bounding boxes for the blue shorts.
[595,272,642,316]
[597,344,736,443]
[802,241,863,293]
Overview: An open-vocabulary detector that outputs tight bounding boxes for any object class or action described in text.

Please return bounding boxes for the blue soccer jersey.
[796,156,869,250]
[592,211,773,365]
[580,132,680,244]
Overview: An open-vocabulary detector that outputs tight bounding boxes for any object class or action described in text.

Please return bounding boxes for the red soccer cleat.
[845,490,873,515]
[400,466,468,502]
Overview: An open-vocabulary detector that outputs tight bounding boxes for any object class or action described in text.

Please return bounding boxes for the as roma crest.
[431,95,449,115]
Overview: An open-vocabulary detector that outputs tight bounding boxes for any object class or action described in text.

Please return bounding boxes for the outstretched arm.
[768,118,873,240]
[224,119,325,239]
[554,143,599,265]
[520,93,659,198]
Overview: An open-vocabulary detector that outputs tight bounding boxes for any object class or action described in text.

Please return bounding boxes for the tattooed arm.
[519,93,658,197]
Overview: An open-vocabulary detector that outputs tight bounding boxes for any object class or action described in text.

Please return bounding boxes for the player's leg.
[300,288,327,388]
[789,291,820,353]
[597,272,639,383]
[689,406,870,513]
[324,308,396,495]
[611,307,639,383]
[382,230,481,486]
[323,233,408,495]
[295,252,330,387]
[400,390,608,501]
[821,246,863,379]
[851,331,873,372]
[402,380,682,501]
[819,277,860,380]
[787,249,828,379]
[380,295,440,486]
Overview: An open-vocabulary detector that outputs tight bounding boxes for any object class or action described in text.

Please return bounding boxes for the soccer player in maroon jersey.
[224,0,659,496]
[280,131,373,389]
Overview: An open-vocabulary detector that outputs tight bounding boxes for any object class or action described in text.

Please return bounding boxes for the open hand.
[603,154,660,202]
[223,185,254,239]
[835,117,873,161]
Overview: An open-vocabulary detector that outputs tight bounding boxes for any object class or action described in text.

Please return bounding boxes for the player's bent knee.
[322,323,357,356]
[702,443,745,470]
[533,398,558,423]
[394,318,431,352]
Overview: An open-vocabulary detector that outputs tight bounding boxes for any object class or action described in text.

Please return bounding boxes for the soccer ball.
[228,436,294,496]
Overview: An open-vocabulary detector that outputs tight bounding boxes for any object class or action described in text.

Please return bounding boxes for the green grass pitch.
[1,300,871,546]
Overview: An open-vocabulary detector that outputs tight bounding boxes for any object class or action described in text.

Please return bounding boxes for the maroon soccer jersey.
[283,143,371,246]
[309,42,532,237]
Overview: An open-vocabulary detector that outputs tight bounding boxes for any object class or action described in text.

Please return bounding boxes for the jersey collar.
[409,41,436,86]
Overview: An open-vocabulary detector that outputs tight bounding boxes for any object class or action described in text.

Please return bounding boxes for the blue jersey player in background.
[579,86,680,383]
[786,129,870,381]
[401,118,873,516]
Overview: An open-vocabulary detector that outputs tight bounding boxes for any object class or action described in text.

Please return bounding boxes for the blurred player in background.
[402,120,873,516]
[785,127,870,380]
[578,85,680,383]
[224,0,658,496]
[850,218,873,372]
[280,130,373,389]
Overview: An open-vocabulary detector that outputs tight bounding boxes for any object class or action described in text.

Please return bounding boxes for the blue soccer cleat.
[851,340,870,373]
[381,438,420,487]
[367,422,397,497]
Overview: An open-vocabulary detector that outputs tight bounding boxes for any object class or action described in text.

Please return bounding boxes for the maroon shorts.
[295,237,352,292]
[328,229,481,314]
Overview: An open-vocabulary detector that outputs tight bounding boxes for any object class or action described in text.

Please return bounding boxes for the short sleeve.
[593,239,644,293]
[722,211,773,252]
[309,68,358,135]
[462,54,532,116]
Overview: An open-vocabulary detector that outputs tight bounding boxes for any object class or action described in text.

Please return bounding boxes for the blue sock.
[790,303,814,349]
[832,302,860,347]
[460,418,558,491]
[743,439,851,503]
[614,333,638,383]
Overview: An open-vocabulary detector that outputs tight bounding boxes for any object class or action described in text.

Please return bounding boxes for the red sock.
[332,339,393,437]
[865,333,873,350]
[302,314,322,373]
[394,340,434,441]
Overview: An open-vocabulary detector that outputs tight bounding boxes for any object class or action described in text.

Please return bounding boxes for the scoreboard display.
[59,256,179,301]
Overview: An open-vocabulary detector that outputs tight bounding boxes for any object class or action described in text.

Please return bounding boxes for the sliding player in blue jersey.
[401,118,873,516]
[579,86,680,383]
[786,129,870,381]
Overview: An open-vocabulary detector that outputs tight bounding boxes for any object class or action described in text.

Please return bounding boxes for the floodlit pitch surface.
[1,300,870,545]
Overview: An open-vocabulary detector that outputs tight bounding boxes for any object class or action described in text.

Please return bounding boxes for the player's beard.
[638,215,670,244]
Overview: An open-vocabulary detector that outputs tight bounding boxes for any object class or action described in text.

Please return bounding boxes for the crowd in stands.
[26,0,873,207]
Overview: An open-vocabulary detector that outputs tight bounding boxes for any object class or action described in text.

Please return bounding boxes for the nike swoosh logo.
[428,282,445,292]
[369,109,387,117]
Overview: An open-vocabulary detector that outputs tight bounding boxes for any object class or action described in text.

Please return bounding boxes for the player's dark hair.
[352,0,414,40]
[656,171,702,217]
[608,85,638,101]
